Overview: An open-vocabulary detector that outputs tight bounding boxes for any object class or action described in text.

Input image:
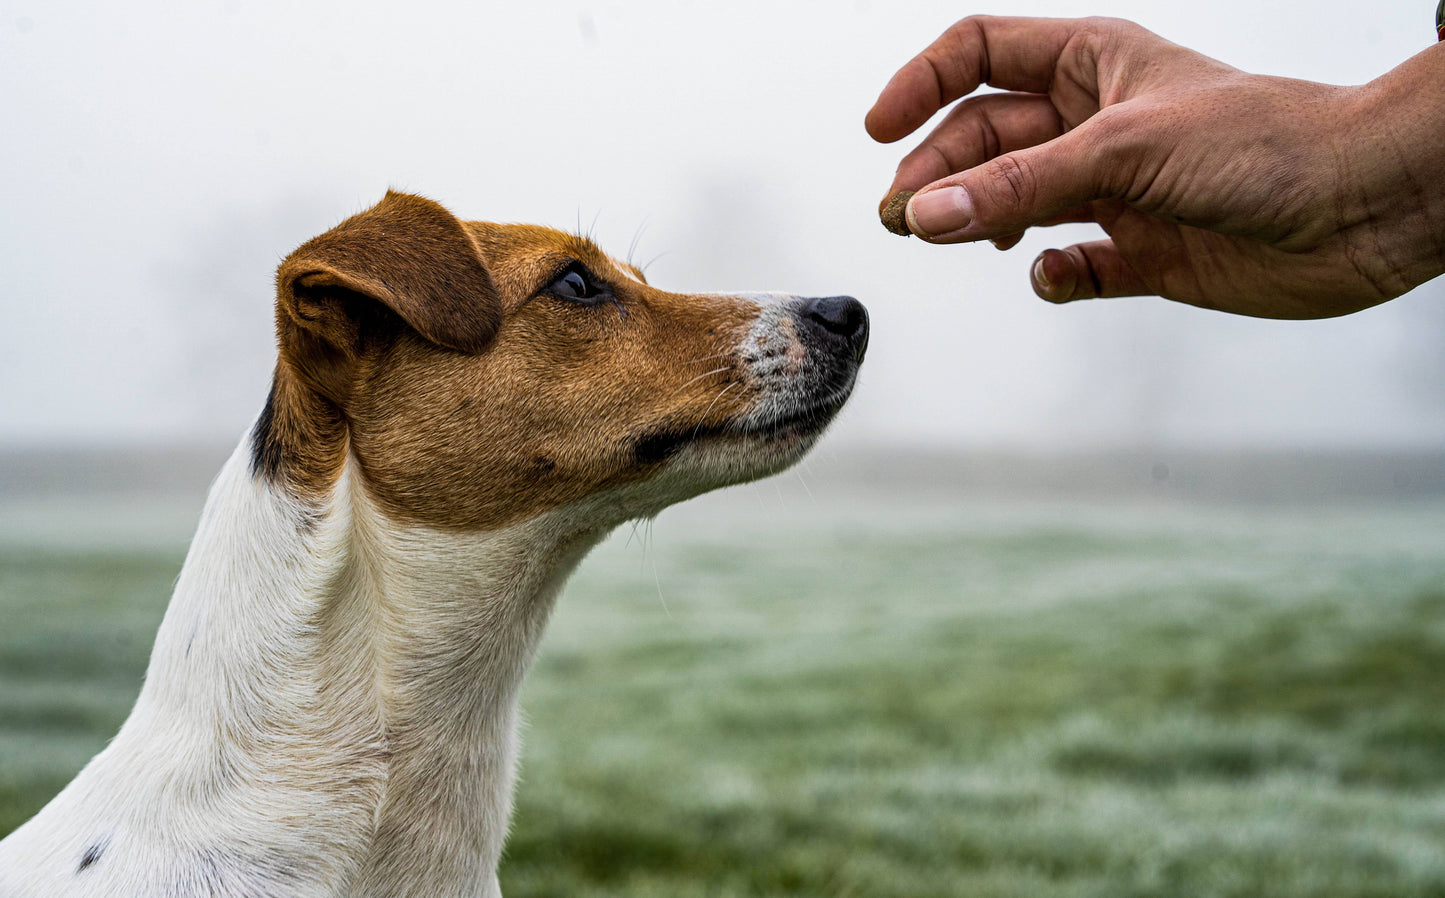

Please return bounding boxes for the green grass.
[3,495,1445,896]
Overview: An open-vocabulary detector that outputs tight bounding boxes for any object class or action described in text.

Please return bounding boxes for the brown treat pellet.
[880,190,915,237]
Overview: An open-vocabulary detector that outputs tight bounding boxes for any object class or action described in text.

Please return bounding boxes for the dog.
[0,191,868,897]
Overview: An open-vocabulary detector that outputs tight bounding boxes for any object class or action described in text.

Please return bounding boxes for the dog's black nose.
[800,296,869,362]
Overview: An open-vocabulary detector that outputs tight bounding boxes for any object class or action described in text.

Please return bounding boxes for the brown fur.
[257,192,762,530]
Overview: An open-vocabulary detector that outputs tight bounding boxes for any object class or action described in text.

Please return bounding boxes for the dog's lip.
[737,393,850,437]
[632,390,851,466]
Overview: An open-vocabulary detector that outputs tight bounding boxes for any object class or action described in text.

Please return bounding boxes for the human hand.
[866,16,1445,318]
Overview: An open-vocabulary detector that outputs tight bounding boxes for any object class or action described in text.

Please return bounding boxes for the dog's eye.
[554,271,590,298]
[545,264,609,304]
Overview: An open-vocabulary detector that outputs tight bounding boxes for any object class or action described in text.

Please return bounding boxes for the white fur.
[0,292,855,897]
[0,439,607,897]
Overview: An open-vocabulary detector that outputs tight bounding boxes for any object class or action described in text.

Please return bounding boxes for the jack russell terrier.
[0,191,868,897]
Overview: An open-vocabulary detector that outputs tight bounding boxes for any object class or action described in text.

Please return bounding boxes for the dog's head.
[254,191,867,530]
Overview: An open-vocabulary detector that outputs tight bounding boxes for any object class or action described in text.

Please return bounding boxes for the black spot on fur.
[76,838,107,874]
[296,506,322,534]
[632,423,727,465]
[633,430,687,465]
[250,381,283,483]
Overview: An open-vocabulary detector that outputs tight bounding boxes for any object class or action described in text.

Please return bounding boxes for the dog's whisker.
[652,547,671,619]
[690,381,742,440]
[682,349,734,364]
[793,466,816,502]
[627,219,650,268]
[670,366,732,396]
[680,348,735,366]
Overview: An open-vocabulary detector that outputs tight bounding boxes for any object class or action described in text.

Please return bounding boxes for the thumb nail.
[907,187,973,239]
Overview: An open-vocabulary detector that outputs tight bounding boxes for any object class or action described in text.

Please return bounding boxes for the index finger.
[865,15,1097,144]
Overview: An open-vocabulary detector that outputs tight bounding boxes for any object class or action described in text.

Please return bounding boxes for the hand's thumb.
[906,128,1113,243]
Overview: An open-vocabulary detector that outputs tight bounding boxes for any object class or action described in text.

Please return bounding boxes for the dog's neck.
[0,436,604,898]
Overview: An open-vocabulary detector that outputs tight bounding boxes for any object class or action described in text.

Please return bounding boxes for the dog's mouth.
[632,390,852,467]
[629,294,867,473]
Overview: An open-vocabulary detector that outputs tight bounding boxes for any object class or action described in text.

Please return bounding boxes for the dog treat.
[879,190,915,237]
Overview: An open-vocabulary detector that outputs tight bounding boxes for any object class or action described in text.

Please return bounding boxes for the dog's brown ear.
[276,190,501,356]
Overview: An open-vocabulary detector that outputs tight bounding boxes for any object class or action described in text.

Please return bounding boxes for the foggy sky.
[3,0,1442,450]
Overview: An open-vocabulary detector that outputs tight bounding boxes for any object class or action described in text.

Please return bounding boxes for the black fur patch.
[76,837,107,874]
[632,421,735,465]
[249,381,283,483]
[633,429,690,465]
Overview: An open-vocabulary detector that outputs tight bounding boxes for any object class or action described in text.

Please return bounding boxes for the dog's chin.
[631,387,852,490]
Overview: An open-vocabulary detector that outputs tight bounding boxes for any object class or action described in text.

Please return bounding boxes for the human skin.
[866,16,1445,319]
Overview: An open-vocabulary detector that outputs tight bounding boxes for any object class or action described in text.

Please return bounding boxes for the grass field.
[3,473,1445,896]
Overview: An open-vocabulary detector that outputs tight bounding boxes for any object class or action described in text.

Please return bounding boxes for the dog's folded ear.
[276,190,501,356]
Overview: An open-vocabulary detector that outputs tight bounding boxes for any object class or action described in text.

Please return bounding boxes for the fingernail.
[1032,252,1075,303]
[1031,254,1051,293]
[907,187,972,239]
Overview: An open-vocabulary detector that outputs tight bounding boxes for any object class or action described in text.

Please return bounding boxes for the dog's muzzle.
[631,293,869,467]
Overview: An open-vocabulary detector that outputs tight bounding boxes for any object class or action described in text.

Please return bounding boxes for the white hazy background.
[3,0,1443,451]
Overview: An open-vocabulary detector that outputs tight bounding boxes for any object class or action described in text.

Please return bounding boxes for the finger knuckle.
[1059,18,1120,82]
[938,16,990,82]
[973,110,1004,163]
[1078,16,1141,39]
[950,13,997,33]
[940,16,987,56]
[986,154,1038,207]
[1069,16,1153,66]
